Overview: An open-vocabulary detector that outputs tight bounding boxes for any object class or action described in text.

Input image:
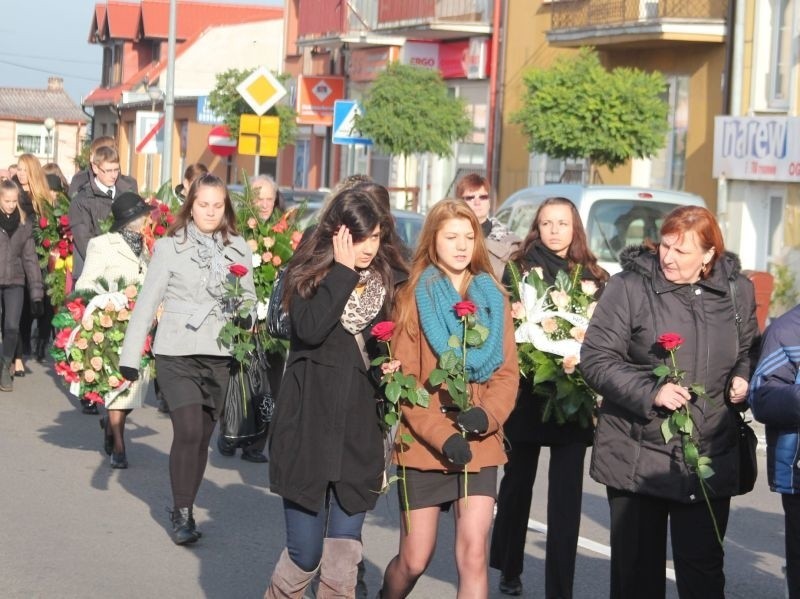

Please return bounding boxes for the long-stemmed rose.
[428,301,489,499]
[370,320,429,528]
[654,332,720,545]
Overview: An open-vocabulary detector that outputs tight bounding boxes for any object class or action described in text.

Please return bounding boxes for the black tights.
[169,404,216,509]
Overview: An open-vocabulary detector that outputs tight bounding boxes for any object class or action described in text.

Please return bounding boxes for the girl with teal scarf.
[378,199,519,598]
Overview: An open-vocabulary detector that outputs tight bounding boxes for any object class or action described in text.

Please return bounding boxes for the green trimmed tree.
[208,68,297,148]
[513,47,669,179]
[355,63,472,207]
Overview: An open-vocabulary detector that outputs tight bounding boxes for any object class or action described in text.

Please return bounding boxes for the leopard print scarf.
[340,267,385,335]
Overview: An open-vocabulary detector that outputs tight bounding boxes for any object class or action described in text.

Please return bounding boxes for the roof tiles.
[0,86,88,123]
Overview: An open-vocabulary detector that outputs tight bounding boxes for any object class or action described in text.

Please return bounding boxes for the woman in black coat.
[265,188,408,598]
[580,206,758,598]
[490,197,608,598]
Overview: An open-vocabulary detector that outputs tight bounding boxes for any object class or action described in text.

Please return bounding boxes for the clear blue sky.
[0,0,282,106]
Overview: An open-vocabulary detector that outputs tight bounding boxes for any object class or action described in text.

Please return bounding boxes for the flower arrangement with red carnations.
[50,279,153,407]
[235,188,303,355]
[34,194,74,306]
[142,196,176,253]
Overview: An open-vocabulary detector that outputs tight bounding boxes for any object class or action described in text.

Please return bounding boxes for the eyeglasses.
[462,194,490,201]
[95,165,121,175]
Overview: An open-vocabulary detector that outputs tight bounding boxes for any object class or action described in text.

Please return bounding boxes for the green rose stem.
[460,314,469,505]
[665,346,723,548]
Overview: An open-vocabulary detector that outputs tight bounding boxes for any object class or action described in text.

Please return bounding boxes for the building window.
[769,0,792,108]
[649,75,688,190]
[15,123,52,157]
[102,43,123,87]
[453,83,488,169]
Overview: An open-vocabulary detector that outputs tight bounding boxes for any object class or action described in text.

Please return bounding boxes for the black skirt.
[397,466,498,511]
[154,354,231,420]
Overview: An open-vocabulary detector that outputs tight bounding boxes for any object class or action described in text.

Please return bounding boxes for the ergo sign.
[402,42,439,71]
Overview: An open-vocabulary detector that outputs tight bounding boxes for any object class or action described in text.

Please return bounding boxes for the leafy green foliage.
[512,47,669,170]
[355,63,472,158]
[208,68,297,147]
[428,315,489,411]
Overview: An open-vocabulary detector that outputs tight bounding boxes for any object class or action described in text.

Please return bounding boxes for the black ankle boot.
[35,338,47,363]
[171,507,200,545]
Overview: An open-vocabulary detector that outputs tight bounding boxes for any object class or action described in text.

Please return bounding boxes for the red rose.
[159,203,170,213]
[229,264,248,278]
[57,239,68,250]
[154,224,166,236]
[143,334,153,353]
[39,217,48,229]
[166,215,175,224]
[66,298,85,321]
[42,239,51,249]
[658,332,684,352]
[59,215,69,227]
[371,321,395,343]
[58,248,68,258]
[454,301,477,318]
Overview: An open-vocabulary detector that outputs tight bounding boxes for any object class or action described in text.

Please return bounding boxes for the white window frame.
[15,123,51,158]
[768,0,792,109]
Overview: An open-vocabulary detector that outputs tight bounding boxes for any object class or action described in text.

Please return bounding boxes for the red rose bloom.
[454,301,478,318]
[371,321,395,343]
[59,215,70,227]
[154,224,166,236]
[159,203,170,213]
[42,239,51,249]
[229,264,248,278]
[166,214,175,224]
[658,332,684,352]
[39,217,48,229]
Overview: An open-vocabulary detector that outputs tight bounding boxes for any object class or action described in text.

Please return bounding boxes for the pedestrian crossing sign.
[332,100,372,146]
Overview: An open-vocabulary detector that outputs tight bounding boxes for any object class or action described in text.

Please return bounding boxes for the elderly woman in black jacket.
[264,188,407,598]
[581,206,758,599]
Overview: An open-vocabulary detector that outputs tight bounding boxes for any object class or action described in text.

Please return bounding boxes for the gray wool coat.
[119,232,255,370]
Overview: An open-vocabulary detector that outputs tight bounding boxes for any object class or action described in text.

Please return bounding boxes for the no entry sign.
[207,125,237,157]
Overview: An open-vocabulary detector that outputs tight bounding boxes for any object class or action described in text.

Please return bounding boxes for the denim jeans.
[283,487,365,572]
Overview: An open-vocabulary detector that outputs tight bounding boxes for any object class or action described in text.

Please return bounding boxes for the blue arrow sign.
[332,100,373,146]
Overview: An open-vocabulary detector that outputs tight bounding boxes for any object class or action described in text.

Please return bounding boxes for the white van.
[495,184,707,274]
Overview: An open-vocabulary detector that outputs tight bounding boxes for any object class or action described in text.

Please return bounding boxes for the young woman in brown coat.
[379,199,519,597]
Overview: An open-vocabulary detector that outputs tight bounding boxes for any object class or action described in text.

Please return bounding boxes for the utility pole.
[161,0,177,185]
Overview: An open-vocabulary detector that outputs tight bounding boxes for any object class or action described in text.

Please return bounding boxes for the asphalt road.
[0,360,788,598]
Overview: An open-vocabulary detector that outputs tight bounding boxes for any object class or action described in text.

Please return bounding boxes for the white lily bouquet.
[507,264,600,427]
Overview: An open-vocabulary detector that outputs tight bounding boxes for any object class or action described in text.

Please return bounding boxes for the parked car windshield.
[586,200,683,263]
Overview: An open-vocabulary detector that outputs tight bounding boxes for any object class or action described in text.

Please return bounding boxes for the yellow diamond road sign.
[236,66,287,116]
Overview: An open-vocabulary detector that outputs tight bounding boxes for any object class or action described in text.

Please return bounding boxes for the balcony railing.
[551,0,728,30]
[377,0,491,27]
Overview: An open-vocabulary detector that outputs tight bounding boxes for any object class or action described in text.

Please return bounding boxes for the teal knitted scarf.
[416,265,505,383]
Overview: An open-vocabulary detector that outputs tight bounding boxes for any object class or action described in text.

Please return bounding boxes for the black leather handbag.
[266,269,291,340]
[736,412,758,495]
[729,277,758,495]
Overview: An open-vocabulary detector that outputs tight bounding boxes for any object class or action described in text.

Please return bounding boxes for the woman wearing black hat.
[76,191,152,468]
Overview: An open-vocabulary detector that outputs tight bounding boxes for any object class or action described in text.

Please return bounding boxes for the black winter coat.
[0,218,43,300]
[269,263,406,514]
[580,247,758,502]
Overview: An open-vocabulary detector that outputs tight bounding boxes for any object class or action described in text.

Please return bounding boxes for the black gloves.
[442,433,472,466]
[119,366,139,382]
[235,314,253,330]
[31,301,44,318]
[457,407,489,435]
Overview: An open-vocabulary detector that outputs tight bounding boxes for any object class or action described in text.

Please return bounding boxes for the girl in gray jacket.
[119,174,255,545]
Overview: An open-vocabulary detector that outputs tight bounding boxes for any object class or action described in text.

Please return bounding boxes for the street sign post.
[332,100,372,146]
[237,114,280,157]
[207,125,237,157]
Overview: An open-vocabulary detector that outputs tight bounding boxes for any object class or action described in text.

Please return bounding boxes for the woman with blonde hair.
[11,154,52,373]
[378,199,519,597]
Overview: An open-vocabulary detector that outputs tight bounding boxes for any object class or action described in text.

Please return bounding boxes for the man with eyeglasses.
[456,173,520,279]
[69,136,139,198]
[70,145,138,282]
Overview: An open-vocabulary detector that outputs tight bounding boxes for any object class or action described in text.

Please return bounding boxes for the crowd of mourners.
[3,137,799,599]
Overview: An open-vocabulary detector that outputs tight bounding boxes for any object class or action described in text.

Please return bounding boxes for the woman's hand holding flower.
[653,382,690,411]
[381,359,401,375]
